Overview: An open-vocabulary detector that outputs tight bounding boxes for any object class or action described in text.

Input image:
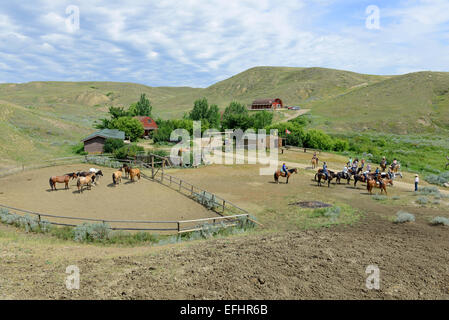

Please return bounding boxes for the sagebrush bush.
[394,211,415,223]
[416,196,428,205]
[425,172,449,186]
[313,206,341,221]
[430,216,449,226]
[0,209,52,233]
[417,186,440,196]
[372,195,387,201]
[73,222,111,242]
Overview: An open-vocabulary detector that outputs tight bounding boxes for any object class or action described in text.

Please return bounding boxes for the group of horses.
[112,164,141,186]
[274,159,402,195]
[48,164,141,193]
[49,169,104,193]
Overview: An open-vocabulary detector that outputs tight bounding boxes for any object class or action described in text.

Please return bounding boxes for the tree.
[103,138,125,153]
[129,94,152,117]
[222,101,249,130]
[110,117,144,142]
[189,97,210,121]
[251,110,273,130]
[207,104,221,129]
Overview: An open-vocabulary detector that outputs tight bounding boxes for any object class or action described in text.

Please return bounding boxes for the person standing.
[415,174,419,191]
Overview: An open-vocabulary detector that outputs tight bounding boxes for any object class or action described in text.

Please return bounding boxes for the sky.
[1,0,449,87]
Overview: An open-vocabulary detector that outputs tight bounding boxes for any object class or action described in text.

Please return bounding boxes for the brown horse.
[274,168,298,184]
[49,173,77,191]
[112,170,122,185]
[367,176,393,195]
[311,157,319,169]
[129,168,141,182]
[76,173,95,193]
[316,170,336,187]
[122,164,131,179]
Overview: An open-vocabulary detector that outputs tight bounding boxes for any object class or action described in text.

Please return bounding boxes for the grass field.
[1,66,448,167]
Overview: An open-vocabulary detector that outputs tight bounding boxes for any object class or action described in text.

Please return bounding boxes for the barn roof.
[134,116,158,130]
[252,98,281,105]
[82,129,125,142]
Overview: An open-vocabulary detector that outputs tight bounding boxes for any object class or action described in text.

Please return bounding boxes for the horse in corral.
[367,176,393,195]
[129,168,141,182]
[121,164,131,179]
[274,168,298,184]
[336,171,351,184]
[316,170,336,187]
[76,173,95,193]
[112,170,122,185]
[49,173,77,191]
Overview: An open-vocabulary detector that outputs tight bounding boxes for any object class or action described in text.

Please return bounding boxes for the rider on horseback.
[281,163,288,177]
[323,162,329,180]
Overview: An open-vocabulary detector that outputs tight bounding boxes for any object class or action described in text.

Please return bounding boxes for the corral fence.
[0,156,86,178]
[0,203,253,234]
[0,153,260,234]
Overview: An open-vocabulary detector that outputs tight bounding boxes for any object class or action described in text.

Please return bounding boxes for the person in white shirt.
[414,174,419,191]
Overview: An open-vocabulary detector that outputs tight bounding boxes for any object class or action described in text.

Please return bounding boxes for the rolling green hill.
[0,66,448,165]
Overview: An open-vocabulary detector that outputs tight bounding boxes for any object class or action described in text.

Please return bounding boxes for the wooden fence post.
[161,159,165,182]
[191,185,194,196]
[151,155,154,178]
[177,222,180,233]
[179,180,182,191]
[222,200,226,213]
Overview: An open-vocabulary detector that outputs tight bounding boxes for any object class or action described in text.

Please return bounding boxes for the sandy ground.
[0,164,216,230]
[0,161,447,299]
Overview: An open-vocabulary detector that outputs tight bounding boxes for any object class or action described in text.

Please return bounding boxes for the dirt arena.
[0,161,448,299]
[0,164,216,229]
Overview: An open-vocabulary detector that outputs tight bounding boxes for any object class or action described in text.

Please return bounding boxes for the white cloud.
[0,0,448,86]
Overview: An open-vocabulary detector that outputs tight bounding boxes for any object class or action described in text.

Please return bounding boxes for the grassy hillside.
[0,67,448,165]
[306,71,449,134]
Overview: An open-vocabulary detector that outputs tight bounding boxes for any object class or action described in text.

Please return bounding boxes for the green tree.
[129,94,152,117]
[222,101,249,130]
[110,117,144,142]
[251,111,273,129]
[189,97,210,121]
[103,138,125,153]
[207,104,221,129]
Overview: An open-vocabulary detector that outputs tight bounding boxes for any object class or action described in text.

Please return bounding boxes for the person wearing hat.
[415,174,419,192]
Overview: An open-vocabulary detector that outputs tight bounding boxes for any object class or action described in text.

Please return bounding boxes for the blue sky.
[1,0,449,87]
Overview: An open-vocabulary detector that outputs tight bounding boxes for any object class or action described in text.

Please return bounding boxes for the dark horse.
[49,173,77,191]
[336,171,351,184]
[274,168,298,184]
[121,164,131,179]
[316,170,336,187]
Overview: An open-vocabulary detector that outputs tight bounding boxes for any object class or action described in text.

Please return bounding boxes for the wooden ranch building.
[250,98,283,110]
[82,129,125,154]
[134,116,158,137]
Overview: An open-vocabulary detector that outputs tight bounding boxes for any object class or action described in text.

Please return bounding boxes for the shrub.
[313,206,341,221]
[430,217,449,226]
[425,172,449,186]
[303,129,334,151]
[103,138,125,153]
[372,195,387,201]
[73,222,111,242]
[417,186,440,196]
[392,196,401,200]
[72,142,88,155]
[113,144,144,159]
[0,209,52,233]
[416,196,428,205]
[394,211,415,223]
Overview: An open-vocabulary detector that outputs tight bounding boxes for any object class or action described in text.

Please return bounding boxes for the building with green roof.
[82,129,125,154]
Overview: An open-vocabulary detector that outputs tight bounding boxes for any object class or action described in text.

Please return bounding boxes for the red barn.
[134,116,158,137]
[250,98,283,110]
